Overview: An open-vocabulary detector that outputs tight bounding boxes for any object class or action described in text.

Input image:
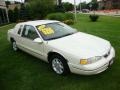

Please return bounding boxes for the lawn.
[0,14,120,90]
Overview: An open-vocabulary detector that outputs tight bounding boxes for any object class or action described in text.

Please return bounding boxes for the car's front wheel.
[12,41,18,51]
[49,55,70,75]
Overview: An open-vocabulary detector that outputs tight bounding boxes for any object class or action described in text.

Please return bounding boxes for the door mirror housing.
[33,38,43,44]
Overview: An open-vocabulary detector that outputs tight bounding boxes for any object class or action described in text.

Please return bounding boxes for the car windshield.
[36,22,77,40]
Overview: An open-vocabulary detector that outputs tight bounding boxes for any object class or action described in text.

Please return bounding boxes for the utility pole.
[74,0,77,21]
[6,8,9,23]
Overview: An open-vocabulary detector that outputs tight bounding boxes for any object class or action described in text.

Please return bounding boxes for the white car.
[8,20,115,75]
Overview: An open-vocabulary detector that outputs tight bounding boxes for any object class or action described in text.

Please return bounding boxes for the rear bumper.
[68,47,115,75]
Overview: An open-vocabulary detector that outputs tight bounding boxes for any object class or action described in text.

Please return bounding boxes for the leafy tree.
[26,0,55,19]
[14,1,21,4]
[62,2,73,11]
[5,1,11,8]
[24,0,29,2]
[112,2,120,9]
[14,7,19,22]
[89,0,99,22]
[8,4,31,22]
[19,4,29,21]
[58,0,62,5]
[78,2,88,10]
[54,5,65,13]
[8,10,14,22]
[91,0,98,10]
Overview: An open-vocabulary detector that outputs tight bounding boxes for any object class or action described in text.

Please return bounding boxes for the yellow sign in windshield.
[38,25,54,35]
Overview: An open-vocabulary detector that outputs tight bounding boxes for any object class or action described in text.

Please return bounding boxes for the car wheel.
[50,55,70,75]
[12,41,18,51]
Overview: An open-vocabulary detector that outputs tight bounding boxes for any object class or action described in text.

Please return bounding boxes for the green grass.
[0,14,120,90]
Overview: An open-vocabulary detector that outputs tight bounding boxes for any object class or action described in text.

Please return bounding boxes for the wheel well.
[47,52,67,63]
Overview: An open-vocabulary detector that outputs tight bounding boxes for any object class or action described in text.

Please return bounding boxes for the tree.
[58,0,62,5]
[26,0,55,19]
[91,0,99,10]
[19,4,29,21]
[78,2,88,10]
[14,7,19,22]
[62,2,73,11]
[14,1,21,4]
[54,5,65,12]
[112,1,120,9]
[55,0,65,12]
[5,1,11,8]
[24,0,29,2]
[8,10,14,22]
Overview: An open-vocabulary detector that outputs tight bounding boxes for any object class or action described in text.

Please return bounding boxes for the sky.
[7,0,91,4]
[62,0,91,4]
[6,0,24,3]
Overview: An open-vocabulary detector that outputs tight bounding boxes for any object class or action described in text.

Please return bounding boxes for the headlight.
[80,56,102,65]
[80,59,88,65]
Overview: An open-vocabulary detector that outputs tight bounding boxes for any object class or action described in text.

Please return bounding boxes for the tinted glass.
[18,25,23,35]
[22,25,39,40]
[36,22,77,40]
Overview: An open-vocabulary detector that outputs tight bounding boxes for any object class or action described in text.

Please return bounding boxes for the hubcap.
[52,58,64,74]
[13,42,17,51]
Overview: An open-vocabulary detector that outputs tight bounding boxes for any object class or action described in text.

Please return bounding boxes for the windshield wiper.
[47,32,76,40]
[63,33,74,37]
[47,36,64,40]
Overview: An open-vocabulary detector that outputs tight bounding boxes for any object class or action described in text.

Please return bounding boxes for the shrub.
[65,13,74,20]
[46,13,65,21]
[63,19,74,25]
[46,13,74,24]
[89,15,99,22]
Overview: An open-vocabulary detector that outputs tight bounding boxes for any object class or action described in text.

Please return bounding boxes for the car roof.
[18,20,60,26]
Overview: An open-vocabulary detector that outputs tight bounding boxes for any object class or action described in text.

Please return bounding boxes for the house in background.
[98,0,120,9]
[8,4,21,10]
[0,0,9,24]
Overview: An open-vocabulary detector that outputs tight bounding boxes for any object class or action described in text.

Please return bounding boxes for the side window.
[18,25,23,35]
[22,25,39,40]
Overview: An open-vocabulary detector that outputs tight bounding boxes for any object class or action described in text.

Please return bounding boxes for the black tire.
[49,54,70,75]
[12,40,18,51]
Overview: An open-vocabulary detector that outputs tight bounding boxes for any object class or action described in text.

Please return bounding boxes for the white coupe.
[8,20,115,75]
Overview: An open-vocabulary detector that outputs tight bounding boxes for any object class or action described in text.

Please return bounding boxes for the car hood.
[48,32,111,58]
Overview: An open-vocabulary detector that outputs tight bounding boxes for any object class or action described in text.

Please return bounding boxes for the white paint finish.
[7,20,115,75]
[48,32,111,58]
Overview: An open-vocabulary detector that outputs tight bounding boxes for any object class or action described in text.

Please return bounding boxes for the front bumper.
[68,47,115,75]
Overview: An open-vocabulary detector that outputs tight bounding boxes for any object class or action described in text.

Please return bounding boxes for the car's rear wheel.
[49,55,70,75]
[12,41,18,51]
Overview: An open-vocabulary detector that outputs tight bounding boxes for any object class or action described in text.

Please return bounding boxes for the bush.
[46,13,65,21]
[46,13,74,25]
[65,13,74,20]
[89,15,99,22]
[63,19,74,25]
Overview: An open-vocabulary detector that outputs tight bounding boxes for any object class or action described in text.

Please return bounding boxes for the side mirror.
[33,38,43,44]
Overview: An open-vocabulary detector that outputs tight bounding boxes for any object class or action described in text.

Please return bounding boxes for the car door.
[15,24,24,46]
[18,25,46,60]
